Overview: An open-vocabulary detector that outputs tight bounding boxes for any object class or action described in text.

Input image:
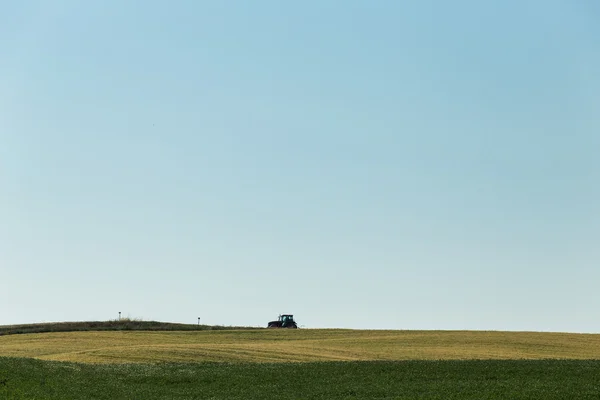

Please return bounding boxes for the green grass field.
[1,322,600,398]
[1,358,600,399]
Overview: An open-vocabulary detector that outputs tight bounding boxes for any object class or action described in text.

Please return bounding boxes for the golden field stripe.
[1,329,599,364]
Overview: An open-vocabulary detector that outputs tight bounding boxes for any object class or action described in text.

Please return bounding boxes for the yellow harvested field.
[1,329,600,364]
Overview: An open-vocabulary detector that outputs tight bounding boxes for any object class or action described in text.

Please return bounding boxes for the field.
[1,328,600,364]
[2,357,600,399]
[1,323,600,399]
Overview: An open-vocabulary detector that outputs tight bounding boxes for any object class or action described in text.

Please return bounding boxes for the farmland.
[1,324,600,398]
[1,357,600,399]
[1,328,600,364]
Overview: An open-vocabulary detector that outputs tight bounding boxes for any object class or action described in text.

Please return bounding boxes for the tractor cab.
[280,314,294,327]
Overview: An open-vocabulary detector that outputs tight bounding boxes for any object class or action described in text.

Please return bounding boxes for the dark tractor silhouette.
[267,314,298,328]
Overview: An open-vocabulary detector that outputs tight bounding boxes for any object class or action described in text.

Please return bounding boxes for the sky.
[1,1,599,332]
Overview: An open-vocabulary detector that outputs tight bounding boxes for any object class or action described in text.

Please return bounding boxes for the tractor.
[267,314,298,328]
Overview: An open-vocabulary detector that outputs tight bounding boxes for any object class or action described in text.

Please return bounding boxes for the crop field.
[2,357,600,399]
[1,326,600,399]
[1,328,600,364]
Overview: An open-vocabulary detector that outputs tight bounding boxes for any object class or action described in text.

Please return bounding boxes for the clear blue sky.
[1,1,599,332]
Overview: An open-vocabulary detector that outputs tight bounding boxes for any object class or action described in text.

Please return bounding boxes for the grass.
[1,357,599,399]
[1,328,600,364]
[0,320,253,336]
[2,323,600,398]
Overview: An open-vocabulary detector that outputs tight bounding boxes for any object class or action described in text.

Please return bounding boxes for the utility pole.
[198,317,200,326]
[119,312,121,321]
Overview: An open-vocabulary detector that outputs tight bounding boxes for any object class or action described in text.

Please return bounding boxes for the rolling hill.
[1,322,599,364]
